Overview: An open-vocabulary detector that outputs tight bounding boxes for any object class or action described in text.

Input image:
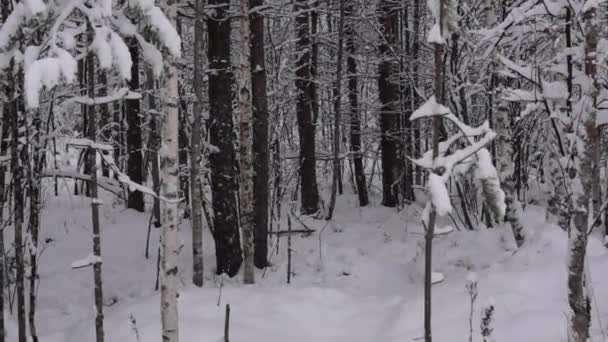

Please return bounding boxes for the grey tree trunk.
[11,69,26,342]
[295,0,320,215]
[378,0,401,207]
[250,0,270,269]
[147,68,162,228]
[239,0,255,284]
[190,0,205,288]
[126,37,144,212]
[27,107,44,342]
[208,0,243,277]
[425,0,445,340]
[85,36,105,342]
[326,0,345,220]
[345,0,368,207]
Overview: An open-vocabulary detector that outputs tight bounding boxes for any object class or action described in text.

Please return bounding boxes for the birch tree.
[158,0,182,338]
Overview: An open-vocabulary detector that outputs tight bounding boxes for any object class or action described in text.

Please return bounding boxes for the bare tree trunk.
[250,0,270,269]
[126,37,144,212]
[378,0,400,207]
[412,0,422,187]
[147,69,161,228]
[326,0,345,220]
[346,0,368,207]
[159,0,181,339]
[85,37,105,342]
[27,107,44,342]
[208,0,243,277]
[425,0,445,340]
[190,0,205,288]
[487,0,525,247]
[0,100,7,342]
[567,8,597,341]
[238,0,255,284]
[0,4,8,333]
[98,71,110,177]
[10,69,26,342]
[295,0,320,215]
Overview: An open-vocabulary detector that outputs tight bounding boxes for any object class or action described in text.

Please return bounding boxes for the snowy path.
[11,195,608,342]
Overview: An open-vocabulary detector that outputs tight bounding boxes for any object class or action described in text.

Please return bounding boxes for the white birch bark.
[159,0,180,338]
[238,0,255,284]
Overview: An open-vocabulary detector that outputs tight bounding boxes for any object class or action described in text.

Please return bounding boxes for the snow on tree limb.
[71,255,102,269]
[429,173,452,216]
[410,96,450,120]
[24,48,77,108]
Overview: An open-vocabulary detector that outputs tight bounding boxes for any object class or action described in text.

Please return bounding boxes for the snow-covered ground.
[7,187,608,341]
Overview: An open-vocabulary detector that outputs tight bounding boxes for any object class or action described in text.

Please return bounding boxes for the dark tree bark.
[0,7,10,340]
[177,17,190,217]
[400,3,415,202]
[191,0,205,287]
[378,0,400,207]
[250,0,269,268]
[295,0,320,215]
[10,72,26,342]
[178,101,190,216]
[126,37,144,212]
[346,0,368,207]
[326,0,345,220]
[85,41,105,342]
[208,0,243,277]
[98,71,110,177]
[0,100,7,342]
[27,107,44,342]
[412,0,422,186]
[146,68,161,227]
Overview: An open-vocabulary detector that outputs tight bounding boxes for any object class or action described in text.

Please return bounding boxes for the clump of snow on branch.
[25,48,77,108]
[411,96,450,120]
[71,254,102,269]
[147,6,182,58]
[92,28,113,69]
[429,173,453,216]
[138,38,164,77]
[0,3,26,50]
[110,32,132,80]
[474,149,506,222]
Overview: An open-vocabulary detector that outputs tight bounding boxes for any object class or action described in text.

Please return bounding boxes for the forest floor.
[8,187,608,341]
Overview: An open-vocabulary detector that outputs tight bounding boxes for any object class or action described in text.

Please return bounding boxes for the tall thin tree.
[295,0,320,215]
[346,0,368,207]
[159,0,181,339]
[326,0,345,220]
[378,0,401,207]
[208,0,243,277]
[85,30,105,342]
[250,0,270,268]
[239,0,255,284]
[190,0,205,287]
[126,37,144,212]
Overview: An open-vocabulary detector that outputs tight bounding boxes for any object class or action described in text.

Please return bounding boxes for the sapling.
[465,273,478,342]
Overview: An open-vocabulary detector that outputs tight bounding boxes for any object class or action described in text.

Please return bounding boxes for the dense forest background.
[1,0,608,341]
